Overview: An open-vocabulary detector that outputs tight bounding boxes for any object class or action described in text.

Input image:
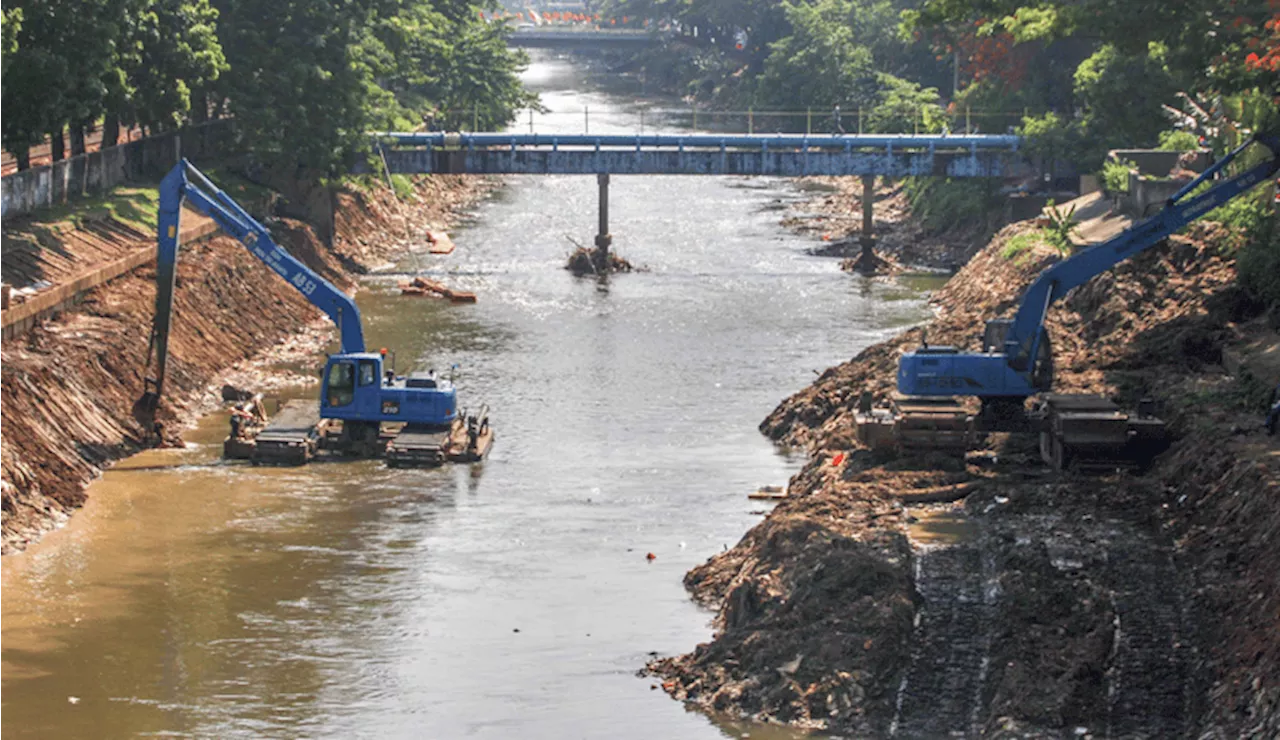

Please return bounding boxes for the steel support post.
[595,172,612,257]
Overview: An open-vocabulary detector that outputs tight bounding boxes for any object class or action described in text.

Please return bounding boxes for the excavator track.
[1036,394,1168,471]
[891,527,995,738]
[385,423,454,467]
[854,394,972,455]
[250,400,326,465]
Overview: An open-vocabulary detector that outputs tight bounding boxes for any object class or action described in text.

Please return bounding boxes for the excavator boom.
[136,160,363,430]
[875,133,1280,470]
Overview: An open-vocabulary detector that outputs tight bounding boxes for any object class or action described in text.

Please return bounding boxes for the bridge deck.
[366,133,1026,178]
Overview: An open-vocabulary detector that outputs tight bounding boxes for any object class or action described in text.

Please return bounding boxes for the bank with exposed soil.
[0,175,493,554]
[785,177,1001,271]
[649,221,1280,737]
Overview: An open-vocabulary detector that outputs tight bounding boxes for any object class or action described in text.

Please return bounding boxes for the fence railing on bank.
[1,119,236,221]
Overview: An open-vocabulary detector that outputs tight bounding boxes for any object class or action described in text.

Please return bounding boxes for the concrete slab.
[1043,191,1135,247]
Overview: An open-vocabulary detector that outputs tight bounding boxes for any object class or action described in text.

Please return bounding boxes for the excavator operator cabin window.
[327,361,356,407]
[358,360,377,387]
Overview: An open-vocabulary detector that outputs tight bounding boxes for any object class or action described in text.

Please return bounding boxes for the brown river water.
[2,53,943,738]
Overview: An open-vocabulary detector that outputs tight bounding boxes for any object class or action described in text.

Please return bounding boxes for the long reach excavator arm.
[865,132,1279,471]
[135,159,363,430]
[897,132,1280,400]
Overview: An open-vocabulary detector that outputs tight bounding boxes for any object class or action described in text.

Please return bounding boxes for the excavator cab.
[320,353,457,427]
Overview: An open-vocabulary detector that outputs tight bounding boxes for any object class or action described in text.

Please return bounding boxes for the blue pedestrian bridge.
[365,132,1027,178]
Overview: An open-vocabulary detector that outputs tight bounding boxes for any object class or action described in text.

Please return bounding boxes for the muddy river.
[2,54,940,738]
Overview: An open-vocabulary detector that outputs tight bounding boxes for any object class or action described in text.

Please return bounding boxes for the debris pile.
[565,247,634,276]
[399,276,477,303]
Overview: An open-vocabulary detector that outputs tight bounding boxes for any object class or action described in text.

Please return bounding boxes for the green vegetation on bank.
[0,0,532,174]
[603,0,1278,307]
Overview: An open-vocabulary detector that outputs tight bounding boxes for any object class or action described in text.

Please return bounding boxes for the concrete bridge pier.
[594,172,612,263]
[859,174,876,262]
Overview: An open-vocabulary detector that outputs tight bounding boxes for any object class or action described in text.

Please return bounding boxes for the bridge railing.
[425,106,1041,137]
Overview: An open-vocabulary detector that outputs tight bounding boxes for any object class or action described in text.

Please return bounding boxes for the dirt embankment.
[1,175,492,554]
[650,222,1280,737]
[785,178,996,271]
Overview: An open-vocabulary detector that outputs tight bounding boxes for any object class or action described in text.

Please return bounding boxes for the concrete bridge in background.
[362,131,1029,261]
[507,28,660,49]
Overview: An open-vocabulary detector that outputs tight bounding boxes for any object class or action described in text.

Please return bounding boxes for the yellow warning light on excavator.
[379,347,387,355]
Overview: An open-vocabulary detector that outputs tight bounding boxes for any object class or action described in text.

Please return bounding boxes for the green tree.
[866,73,945,132]
[757,0,874,109]
[126,0,226,133]
[1,7,21,78]
[1072,43,1177,153]
[2,2,74,168]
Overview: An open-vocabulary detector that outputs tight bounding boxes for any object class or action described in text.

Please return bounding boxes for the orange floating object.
[645,552,656,561]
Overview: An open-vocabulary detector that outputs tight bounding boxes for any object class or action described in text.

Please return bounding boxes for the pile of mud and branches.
[0,175,492,554]
[565,246,635,276]
[649,220,1280,737]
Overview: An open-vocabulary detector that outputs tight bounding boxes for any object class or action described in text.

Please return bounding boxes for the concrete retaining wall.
[1,120,236,221]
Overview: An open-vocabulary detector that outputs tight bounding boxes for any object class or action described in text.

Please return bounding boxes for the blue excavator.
[858,132,1280,470]
[134,160,492,465]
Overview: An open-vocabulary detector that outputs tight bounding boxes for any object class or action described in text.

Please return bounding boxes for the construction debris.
[565,246,634,276]
[399,276,477,303]
[426,230,455,254]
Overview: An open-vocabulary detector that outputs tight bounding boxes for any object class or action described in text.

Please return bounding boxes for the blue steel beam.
[365,133,1026,178]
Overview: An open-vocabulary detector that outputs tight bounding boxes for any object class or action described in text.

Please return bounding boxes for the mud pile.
[565,246,635,276]
[0,176,491,553]
[651,219,1280,737]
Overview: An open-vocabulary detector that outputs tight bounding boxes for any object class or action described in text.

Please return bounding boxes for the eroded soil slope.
[1,175,491,553]
[651,222,1280,738]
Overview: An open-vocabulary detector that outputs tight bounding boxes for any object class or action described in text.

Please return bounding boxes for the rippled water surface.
[2,53,939,739]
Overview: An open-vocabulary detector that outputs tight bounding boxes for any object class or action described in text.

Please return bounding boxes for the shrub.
[1043,199,1080,255]
[1157,129,1201,152]
[1001,232,1041,260]
[1102,158,1135,193]
[903,176,1003,234]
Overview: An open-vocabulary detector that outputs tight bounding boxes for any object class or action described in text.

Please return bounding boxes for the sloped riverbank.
[1,175,492,554]
[650,221,1280,737]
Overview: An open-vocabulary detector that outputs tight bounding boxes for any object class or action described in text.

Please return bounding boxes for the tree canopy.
[1,0,532,172]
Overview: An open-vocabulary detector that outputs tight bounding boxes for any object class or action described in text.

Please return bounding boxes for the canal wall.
[0,175,493,554]
[1,120,237,221]
[651,221,1280,737]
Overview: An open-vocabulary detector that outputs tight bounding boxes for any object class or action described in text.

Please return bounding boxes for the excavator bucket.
[132,377,164,441]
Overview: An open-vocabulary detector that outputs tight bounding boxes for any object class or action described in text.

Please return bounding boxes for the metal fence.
[1,119,236,221]
[433,106,1037,137]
